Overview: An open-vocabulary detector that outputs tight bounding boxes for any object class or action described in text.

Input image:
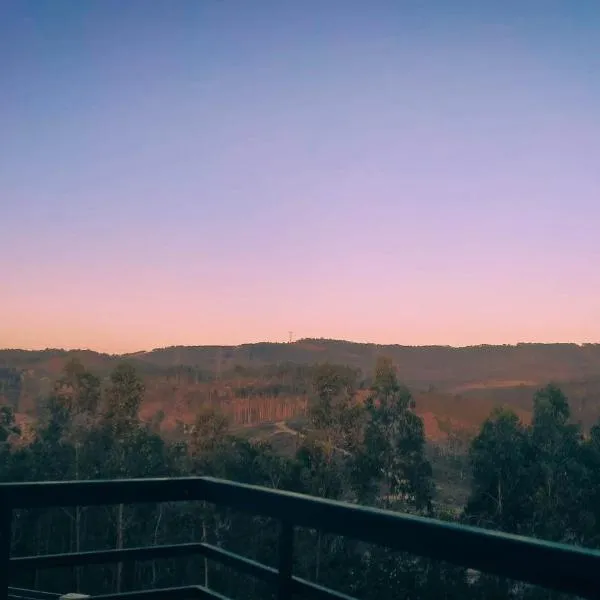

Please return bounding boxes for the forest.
[1,354,600,600]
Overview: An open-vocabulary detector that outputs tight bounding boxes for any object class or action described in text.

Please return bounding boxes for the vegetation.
[2,348,600,598]
[5,341,600,439]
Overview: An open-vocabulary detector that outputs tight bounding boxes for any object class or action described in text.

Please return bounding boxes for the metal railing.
[1,477,600,599]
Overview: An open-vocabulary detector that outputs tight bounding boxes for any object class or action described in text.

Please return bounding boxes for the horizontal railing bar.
[292,577,358,600]
[86,585,224,600]
[2,477,600,598]
[196,544,278,585]
[11,543,280,586]
[0,478,206,509]
[11,543,357,600]
[12,544,208,570]
[181,587,228,600]
[7,589,59,598]
[7,593,60,600]
[193,544,356,600]
[195,543,359,600]
[8,595,56,600]
[11,543,279,584]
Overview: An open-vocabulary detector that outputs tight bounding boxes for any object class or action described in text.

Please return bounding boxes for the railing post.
[277,521,294,600]
[0,506,12,600]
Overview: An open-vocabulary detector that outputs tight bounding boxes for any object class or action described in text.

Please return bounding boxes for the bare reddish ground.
[450,380,538,393]
[416,412,445,441]
[45,356,67,375]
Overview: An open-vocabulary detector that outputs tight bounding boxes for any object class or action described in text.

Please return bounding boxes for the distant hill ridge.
[2,339,600,390]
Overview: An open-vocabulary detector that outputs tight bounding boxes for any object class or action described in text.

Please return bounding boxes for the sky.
[1,0,599,353]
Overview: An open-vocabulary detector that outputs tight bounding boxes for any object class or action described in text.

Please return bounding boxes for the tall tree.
[296,364,363,495]
[528,385,586,543]
[101,363,146,593]
[54,359,101,416]
[104,363,144,429]
[0,405,21,481]
[465,407,532,533]
[189,406,231,461]
[355,357,433,512]
[579,422,600,547]
[309,363,363,455]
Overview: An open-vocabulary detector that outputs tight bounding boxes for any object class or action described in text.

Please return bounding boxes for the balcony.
[1,477,600,600]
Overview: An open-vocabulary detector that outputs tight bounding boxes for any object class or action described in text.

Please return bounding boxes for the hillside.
[2,340,600,440]
[3,339,600,385]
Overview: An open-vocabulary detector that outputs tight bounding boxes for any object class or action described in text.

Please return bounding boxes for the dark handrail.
[1,477,600,599]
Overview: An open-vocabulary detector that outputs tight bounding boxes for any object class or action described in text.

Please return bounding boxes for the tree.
[99,363,146,593]
[104,363,144,429]
[0,405,20,445]
[466,385,589,546]
[579,423,600,547]
[51,359,102,458]
[294,364,364,501]
[465,407,532,533]
[54,359,101,415]
[59,361,101,588]
[189,406,231,460]
[528,385,586,543]
[355,357,433,512]
[309,363,364,456]
[0,405,21,482]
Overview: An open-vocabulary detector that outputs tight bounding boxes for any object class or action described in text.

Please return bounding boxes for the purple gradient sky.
[1,1,599,353]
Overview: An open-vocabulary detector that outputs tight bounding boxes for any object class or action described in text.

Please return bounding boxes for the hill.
[2,339,600,440]
[3,339,600,385]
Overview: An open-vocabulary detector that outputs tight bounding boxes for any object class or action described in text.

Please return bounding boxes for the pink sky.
[2,1,599,353]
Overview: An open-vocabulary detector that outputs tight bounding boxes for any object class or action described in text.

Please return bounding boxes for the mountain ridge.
[3,338,599,355]
[3,339,600,390]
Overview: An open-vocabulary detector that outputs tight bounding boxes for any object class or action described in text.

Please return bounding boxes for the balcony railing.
[1,477,600,599]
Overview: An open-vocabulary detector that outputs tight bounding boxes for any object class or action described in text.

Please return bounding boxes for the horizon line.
[2,337,600,357]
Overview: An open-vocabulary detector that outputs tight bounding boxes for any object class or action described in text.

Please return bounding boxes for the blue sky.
[1,1,599,351]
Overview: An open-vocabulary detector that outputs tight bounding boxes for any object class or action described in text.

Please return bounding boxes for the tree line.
[1,357,599,599]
